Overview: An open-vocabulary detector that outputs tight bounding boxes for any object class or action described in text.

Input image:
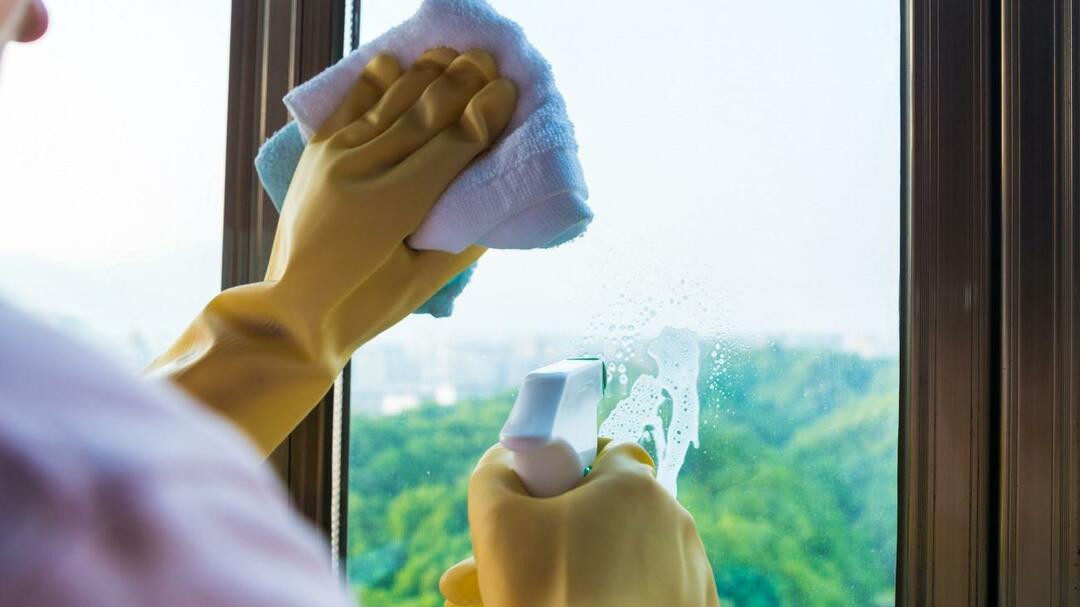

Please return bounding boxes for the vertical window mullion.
[999,0,1080,603]
[900,0,998,603]
[221,0,353,569]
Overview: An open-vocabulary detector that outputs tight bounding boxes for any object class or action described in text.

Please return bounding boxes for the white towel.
[284,0,591,253]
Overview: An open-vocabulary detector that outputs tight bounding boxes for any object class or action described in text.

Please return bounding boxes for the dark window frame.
[998,0,1080,602]
[900,0,997,602]
[219,0,1080,600]
[902,0,1080,603]
[221,0,359,571]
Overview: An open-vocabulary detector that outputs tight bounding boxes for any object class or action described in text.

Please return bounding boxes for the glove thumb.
[440,555,484,607]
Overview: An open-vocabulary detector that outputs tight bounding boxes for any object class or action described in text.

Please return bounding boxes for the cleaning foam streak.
[599,327,700,496]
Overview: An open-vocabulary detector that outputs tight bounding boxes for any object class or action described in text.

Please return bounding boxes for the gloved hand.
[440,439,720,607]
[148,48,517,455]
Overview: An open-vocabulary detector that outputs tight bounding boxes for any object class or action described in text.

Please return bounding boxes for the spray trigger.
[500,357,604,497]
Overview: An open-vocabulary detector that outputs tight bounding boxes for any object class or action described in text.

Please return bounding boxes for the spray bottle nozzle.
[500,357,605,497]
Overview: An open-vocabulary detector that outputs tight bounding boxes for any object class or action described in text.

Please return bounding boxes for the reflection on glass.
[0,0,230,370]
[349,1,899,605]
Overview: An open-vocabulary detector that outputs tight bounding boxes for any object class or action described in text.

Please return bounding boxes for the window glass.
[0,0,230,370]
[349,2,899,606]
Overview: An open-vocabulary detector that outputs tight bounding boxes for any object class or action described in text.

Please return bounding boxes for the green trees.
[348,344,898,607]
[348,397,505,607]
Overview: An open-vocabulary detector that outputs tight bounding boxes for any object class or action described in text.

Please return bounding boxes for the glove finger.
[573,440,673,521]
[330,47,458,149]
[367,246,485,335]
[469,443,532,507]
[589,440,656,476]
[315,53,401,140]
[474,442,515,469]
[346,50,500,175]
[469,440,654,504]
[337,246,486,348]
[386,78,517,234]
[406,245,486,297]
[445,599,482,607]
[439,556,484,606]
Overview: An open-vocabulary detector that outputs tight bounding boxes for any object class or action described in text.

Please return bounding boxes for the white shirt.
[0,300,353,606]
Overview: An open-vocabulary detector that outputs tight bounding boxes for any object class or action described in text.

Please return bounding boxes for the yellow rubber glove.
[148,48,517,455]
[440,439,720,607]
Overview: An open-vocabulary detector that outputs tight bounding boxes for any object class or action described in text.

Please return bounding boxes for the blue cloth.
[254,121,476,318]
[254,121,304,210]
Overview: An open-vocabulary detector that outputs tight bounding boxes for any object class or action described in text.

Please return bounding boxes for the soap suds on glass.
[577,256,732,498]
[599,327,700,497]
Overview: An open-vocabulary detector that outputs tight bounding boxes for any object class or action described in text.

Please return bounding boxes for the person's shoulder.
[0,299,266,478]
[0,306,351,606]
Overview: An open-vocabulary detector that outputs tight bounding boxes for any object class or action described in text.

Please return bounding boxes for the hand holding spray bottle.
[441,355,720,606]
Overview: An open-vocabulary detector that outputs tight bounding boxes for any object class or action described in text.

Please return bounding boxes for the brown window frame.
[998,0,1080,602]
[903,0,1080,604]
[221,0,358,571]
[219,0,1080,600]
[901,0,997,602]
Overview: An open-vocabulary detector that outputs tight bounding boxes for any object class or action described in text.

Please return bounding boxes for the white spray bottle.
[499,357,606,498]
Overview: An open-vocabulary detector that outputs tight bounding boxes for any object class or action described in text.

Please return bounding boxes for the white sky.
[0,0,898,368]
[0,0,230,366]
[364,0,900,350]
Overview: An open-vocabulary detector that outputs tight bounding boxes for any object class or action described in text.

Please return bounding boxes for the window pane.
[0,0,231,371]
[349,2,899,606]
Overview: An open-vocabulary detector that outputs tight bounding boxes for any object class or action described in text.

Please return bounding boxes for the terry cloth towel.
[254,121,474,319]
[282,0,592,254]
[254,121,304,213]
